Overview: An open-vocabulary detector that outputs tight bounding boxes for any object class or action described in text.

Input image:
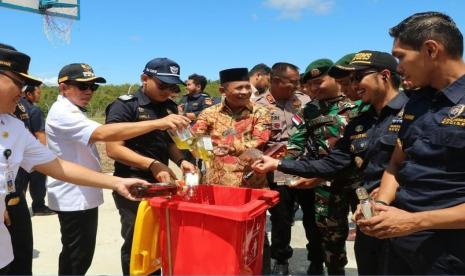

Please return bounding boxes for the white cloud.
[264,0,334,19]
[40,76,58,86]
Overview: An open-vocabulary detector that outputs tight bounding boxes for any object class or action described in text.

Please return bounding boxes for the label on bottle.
[201,136,214,151]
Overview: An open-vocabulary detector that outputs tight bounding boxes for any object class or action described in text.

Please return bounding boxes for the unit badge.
[448,104,465,119]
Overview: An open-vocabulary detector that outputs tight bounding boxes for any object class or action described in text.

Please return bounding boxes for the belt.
[6,196,21,206]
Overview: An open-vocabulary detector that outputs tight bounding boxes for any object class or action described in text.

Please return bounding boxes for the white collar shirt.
[45,95,103,211]
[0,114,55,269]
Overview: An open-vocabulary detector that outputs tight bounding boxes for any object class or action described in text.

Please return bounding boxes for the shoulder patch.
[118,94,135,101]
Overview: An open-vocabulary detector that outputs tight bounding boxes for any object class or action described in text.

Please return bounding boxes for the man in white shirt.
[0,45,149,274]
[45,63,190,275]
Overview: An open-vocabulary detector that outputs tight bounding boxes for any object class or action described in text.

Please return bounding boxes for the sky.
[1,0,465,85]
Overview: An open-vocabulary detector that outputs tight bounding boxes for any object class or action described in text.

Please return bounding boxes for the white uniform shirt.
[45,95,103,211]
[0,114,55,269]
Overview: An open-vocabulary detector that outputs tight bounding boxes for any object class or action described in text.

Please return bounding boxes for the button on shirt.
[0,114,55,269]
[45,95,103,211]
[279,92,409,192]
[105,89,178,181]
[396,75,465,212]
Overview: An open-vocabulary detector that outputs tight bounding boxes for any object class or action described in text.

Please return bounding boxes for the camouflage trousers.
[314,185,350,270]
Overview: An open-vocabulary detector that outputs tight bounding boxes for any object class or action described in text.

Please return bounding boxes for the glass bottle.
[129,182,178,198]
[167,127,195,150]
[356,187,375,219]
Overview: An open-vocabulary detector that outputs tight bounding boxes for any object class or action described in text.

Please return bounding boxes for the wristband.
[375,200,388,206]
[176,159,186,167]
[148,160,158,170]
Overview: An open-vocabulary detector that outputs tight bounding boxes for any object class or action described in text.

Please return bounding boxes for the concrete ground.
[28,162,358,275]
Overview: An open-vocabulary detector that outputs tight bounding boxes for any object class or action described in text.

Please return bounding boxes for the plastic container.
[150,184,279,275]
[130,200,162,276]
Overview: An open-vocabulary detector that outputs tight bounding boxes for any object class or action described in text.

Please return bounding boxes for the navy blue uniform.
[178,92,213,119]
[386,76,465,274]
[105,88,177,275]
[278,92,409,275]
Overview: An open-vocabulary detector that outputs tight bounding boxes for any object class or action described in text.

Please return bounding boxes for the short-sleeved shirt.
[178,92,213,120]
[192,100,271,187]
[45,95,103,211]
[105,89,178,181]
[0,114,55,268]
[396,75,465,212]
[279,92,409,192]
[23,98,45,135]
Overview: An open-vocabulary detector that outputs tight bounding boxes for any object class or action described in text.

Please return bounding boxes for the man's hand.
[356,204,421,239]
[113,177,151,200]
[4,210,11,226]
[289,177,324,189]
[252,155,279,174]
[155,114,191,131]
[185,112,196,121]
[179,160,196,174]
[149,161,178,183]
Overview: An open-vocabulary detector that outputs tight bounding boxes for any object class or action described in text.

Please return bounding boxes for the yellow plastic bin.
[130,200,162,276]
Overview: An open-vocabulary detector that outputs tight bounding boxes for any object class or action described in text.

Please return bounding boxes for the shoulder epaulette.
[118,94,135,101]
[201,93,211,97]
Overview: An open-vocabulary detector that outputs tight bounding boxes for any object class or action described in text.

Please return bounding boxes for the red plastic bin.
[149,184,279,275]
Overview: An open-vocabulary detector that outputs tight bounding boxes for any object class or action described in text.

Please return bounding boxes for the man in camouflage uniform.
[254,62,310,275]
[291,58,362,275]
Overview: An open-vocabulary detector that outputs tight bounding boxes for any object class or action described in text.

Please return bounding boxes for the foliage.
[38,80,221,118]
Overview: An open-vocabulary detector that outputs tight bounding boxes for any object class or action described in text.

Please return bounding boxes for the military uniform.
[387,77,465,274]
[254,90,313,268]
[278,92,409,274]
[105,88,178,275]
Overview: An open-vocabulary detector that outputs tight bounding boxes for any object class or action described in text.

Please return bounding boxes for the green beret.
[302,58,333,83]
[328,53,356,79]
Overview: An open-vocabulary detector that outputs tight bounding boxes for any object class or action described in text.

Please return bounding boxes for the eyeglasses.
[351,70,378,83]
[0,71,25,90]
[65,81,99,92]
[153,77,179,92]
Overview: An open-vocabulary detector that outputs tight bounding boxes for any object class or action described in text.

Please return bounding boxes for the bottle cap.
[356,187,370,200]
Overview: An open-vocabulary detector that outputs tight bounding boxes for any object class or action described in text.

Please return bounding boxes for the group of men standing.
[2,10,465,276]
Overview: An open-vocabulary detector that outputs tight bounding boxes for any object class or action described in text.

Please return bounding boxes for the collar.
[57,94,87,113]
[441,74,465,104]
[386,91,409,110]
[187,91,202,99]
[135,88,153,106]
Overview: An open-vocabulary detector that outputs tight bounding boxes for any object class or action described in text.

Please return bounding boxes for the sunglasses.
[153,77,179,92]
[351,70,378,83]
[66,81,99,92]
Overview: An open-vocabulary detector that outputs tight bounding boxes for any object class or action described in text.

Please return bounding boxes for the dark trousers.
[386,230,465,275]
[354,228,387,275]
[269,185,323,265]
[113,191,140,275]
[15,168,47,210]
[5,193,33,275]
[56,208,98,275]
[0,265,9,275]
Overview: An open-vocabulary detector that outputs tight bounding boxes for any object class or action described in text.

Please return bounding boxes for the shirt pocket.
[378,134,397,149]
[428,130,465,171]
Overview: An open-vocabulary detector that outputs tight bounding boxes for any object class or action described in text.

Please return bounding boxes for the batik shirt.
[192,100,271,187]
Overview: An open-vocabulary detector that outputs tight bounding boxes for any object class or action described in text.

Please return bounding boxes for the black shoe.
[327,266,345,275]
[32,206,56,216]
[307,262,324,275]
[272,261,289,275]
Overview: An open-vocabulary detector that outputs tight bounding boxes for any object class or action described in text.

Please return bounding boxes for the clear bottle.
[356,187,375,219]
[183,172,200,201]
[167,127,195,150]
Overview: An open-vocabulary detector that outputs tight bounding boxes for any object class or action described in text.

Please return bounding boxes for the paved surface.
[28,163,358,275]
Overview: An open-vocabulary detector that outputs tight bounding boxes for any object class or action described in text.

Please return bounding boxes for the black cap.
[58,63,106,84]
[349,50,398,73]
[219,68,249,84]
[143,58,184,85]
[0,46,42,86]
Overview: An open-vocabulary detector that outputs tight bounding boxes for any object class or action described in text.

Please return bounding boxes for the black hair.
[23,85,36,94]
[390,72,401,88]
[389,11,463,58]
[271,62,299,78]
[188,73,207,91]
[249,63,271,77]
